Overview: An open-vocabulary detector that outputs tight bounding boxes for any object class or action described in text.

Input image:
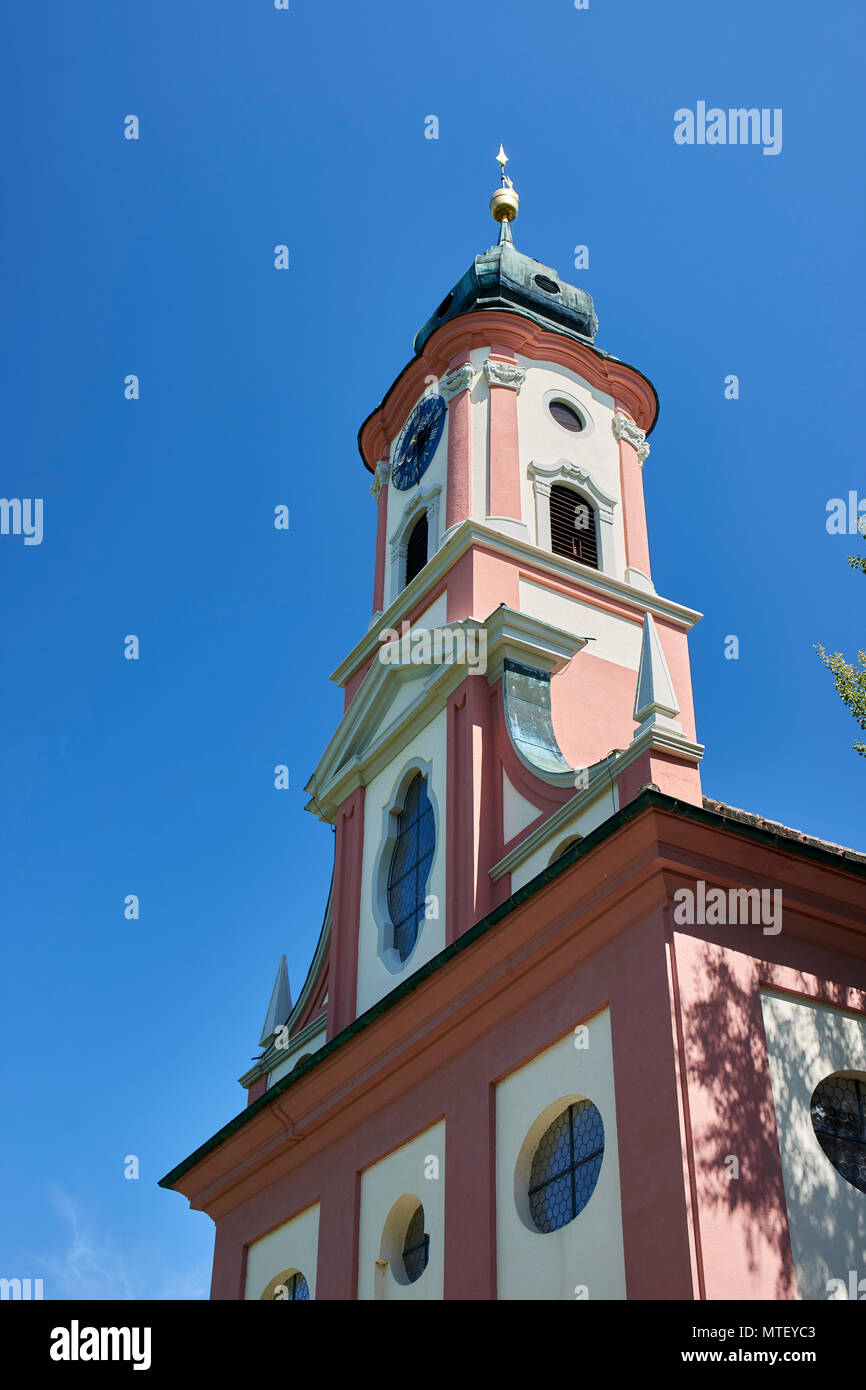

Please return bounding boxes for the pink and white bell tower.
[310,154,704,1034]
[162,156,866,1306]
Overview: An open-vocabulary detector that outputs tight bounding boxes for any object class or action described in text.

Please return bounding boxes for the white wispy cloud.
[35,1189,207,1301]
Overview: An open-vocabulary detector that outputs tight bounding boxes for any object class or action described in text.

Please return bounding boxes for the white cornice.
[307,625,485,820]
[307,606,590,818]
[489,753,622,881]
[483,605,588,686]
[329,521,702,690]
[488,726,704,881]
[239,1013,328,1089]
[527,458,617,526]
[388,484,440,547]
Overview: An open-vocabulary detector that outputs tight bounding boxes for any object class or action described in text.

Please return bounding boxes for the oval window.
[549,399,584,432]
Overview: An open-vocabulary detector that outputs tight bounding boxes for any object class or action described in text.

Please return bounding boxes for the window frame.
[372,759,440,975]
[387,485,442,604]
[527,459,616,575]
[548,482,600,568]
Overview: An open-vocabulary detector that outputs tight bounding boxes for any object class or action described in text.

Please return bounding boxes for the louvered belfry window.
[549,485,598,568]
[405,512,428,585]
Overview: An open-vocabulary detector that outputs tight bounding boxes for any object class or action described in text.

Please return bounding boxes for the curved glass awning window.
[387,773,435,962]
[503,659,572,775]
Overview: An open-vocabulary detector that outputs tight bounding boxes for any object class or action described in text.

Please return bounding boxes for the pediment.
[305,631,471,819]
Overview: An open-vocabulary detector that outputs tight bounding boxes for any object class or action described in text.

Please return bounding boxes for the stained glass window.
[387,773,434,962]
[402,1202,429,1283]
[275,1271,309,1300]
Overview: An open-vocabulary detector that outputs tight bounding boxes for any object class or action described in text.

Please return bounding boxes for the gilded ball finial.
[490,144,519,225]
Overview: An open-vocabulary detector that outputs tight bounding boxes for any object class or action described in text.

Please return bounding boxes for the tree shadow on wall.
[679,943,863,1301]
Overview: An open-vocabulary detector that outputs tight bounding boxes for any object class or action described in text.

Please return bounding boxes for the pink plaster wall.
[487,352,522,522]
[445,375,471,531]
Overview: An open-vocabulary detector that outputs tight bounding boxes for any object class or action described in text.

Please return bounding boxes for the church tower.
[162,156,866,1303]
[308,149,703,1037]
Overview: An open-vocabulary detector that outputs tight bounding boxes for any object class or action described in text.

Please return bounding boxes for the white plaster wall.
[519,578,642,670]
[414,591,448,630]
[356,706,448,1016]
[244,1202,320,1300]
[502,767,542,844]
[760,990,866,1300]
[358,1121,445,1301]
[509,783,619,892]
[496,1008,626,1300]
[267,1018,327,1088]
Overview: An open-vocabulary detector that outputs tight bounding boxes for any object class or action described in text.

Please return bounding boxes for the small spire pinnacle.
[258,954,293,1048]
[490,145,519,245]
[632,613,683,739]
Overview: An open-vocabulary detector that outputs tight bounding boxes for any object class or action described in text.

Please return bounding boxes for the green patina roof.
[413,234,598,355]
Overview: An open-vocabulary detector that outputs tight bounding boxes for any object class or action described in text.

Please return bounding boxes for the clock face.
[391,394,447,491]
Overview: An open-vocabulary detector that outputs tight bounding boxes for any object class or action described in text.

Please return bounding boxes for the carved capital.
[370,459,391,499]
[483,357,526,392]
[440,363,474,401]
[612,411,650,465]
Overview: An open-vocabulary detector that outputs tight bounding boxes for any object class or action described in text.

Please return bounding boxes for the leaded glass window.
[387,773,434,962]
[275,1271,310,1300]
[811,1073,866,1194]
[528,1099,604,1233]
[402,1202,429,1283]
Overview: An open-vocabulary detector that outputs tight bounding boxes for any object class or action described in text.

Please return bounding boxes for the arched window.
[387,773,434,962]
[405,512,428,586]
[401,1202,429,1283]
[549,485,598,568]
[271,1271,310,1300]
[527,1099,604,1233]
[811,1072,866,1193]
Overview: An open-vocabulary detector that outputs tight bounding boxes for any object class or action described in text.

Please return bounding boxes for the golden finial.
[490,145,519,231]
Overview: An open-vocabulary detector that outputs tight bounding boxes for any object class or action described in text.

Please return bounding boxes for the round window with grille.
[402,1202,429,1283]
[810,1072,866,1193]
[527,1099,604,1233]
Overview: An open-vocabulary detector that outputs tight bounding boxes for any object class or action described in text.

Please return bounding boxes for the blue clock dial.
[391,394,446,491]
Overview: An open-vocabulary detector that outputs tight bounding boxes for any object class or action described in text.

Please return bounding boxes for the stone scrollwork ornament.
[439,363,474,401]
[483,358,526,391]
[612,411,650,465]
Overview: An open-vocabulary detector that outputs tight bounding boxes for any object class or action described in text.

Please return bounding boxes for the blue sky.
[1,1,863,1299]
